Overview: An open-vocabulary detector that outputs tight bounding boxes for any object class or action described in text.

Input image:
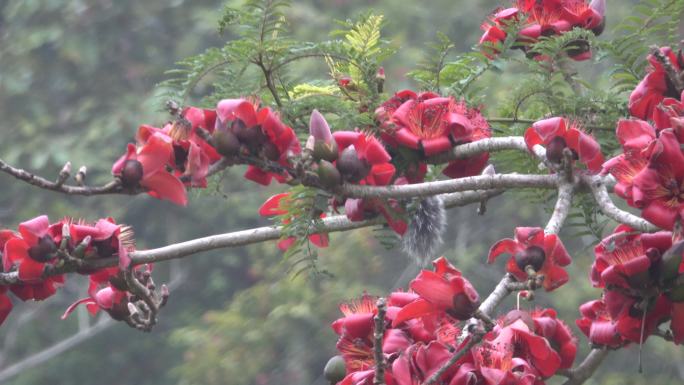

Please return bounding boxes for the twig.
[583,175,659,232]
[424,333,483,385]
[0,158,124,196]
[373,298,387,385]
[560,348,609,385]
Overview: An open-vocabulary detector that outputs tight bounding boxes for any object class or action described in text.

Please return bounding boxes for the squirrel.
[401,195,446,267]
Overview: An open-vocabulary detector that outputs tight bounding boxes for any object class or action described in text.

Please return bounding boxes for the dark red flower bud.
[317,160,342,189]
[545,136,568,164]
[212,130,241,157]
[28,235,58,262]
[120,159,144,188]
[336,146,370,183]
[323,355,346,384]
[514,245,546,272]
[449,292,480,320]
[262,142,281,161]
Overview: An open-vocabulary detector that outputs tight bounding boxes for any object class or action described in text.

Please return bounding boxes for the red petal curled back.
[244,166,273,186]
[358,134,392,164]
[410,270,456,310]
[138,133,174,178]
[216,99,258,127]
[18,215,50,245]
[532,117,565,143]
[421,136,452,156]
[487,239,519,263]
[5,238,44,282]
[259,193,289,216]
[392,298,436,327]
[333,131,361,150]
[368,163,395,186]
[142,171,188,206]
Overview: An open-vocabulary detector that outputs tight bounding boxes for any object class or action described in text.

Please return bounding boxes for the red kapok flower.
[492,315,563,378]
[629,47,684,121]
[376,91,492,180]
[112,132,188,206]
[452,340,539,385]
[394,257,479,326]
[653,91,684,133]
[392,342,454,385]
[591,225,672,289]
[529,308,577,369]
[2,216,66,301]
[488,227,572,291]
[631,129,684,229]
[576,296,670,347]
[480,0,606,61]
[216,98,301,186]
[259,193,329,251]
[576,299,623,348]
[524,117,604,173]
[602,119,654,205]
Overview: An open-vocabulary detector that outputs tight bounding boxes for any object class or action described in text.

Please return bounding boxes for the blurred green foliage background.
[1,1,683,384]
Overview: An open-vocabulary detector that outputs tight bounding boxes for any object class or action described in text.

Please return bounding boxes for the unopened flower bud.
[121,160,144,188]
[323,355,346,384]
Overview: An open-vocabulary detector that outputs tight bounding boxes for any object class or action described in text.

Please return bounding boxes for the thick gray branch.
[339,174,558,199]
[0,189,503,284]
[583,175,659,232]
[545,182,574,235]
[427,137,529,164]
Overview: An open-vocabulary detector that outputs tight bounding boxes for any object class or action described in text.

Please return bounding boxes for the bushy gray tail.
[401,196,446,266]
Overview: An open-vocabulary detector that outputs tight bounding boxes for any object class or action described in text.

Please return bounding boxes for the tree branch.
[339,174,559,199]
[373,298,387,385]
[545,182,574,235]
[0,189,503,284]
[427,137,529,164]
[560,348,609,385]
[0,158,125,196]
[583,175,659,232]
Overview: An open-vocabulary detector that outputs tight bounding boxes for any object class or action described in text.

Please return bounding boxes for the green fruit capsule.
[317,160,342,189]
[323,355,346,384]
[659,241,684,284]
